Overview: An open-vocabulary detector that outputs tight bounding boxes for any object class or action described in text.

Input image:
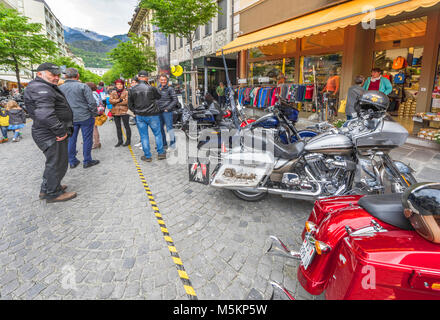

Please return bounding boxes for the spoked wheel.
[232,190,267,202]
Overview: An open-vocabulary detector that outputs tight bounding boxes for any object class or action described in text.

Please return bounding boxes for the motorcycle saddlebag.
[325,230,440,300]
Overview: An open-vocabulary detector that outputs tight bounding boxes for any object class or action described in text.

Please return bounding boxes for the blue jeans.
[68,117,95,166]
[136,115,164,159]
[1,126,7,139]
[160,111,175,147]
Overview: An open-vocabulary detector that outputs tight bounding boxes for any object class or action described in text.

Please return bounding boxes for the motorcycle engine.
[282,153,356,195]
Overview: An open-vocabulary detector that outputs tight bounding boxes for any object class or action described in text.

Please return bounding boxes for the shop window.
[247,58,295,86]
[373,47,423,109]
[301,29,344,51]
[301,54,343,94]
[249,39,297,59]
[431,46,440,113]
[375,17,427,43]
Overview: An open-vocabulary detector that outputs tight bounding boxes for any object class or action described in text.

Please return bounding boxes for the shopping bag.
[338,99,346,114]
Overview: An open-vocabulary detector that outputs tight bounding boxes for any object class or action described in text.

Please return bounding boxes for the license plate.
[300,238,315,270]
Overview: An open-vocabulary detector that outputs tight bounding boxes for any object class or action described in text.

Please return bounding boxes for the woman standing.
[86,82,105,149]
[109,79,131,147]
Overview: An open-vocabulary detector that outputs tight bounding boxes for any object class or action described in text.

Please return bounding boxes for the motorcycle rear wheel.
[232,190,267,202]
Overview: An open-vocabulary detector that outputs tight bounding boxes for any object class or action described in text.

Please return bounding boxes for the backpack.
[394,72,406,84]
[392,56,407,70]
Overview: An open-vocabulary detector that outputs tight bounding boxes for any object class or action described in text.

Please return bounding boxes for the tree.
[0,4,59,91]
[140,0,220,107]
[102,64,124,85]
[48,56,102,84]
[107,33,156,79]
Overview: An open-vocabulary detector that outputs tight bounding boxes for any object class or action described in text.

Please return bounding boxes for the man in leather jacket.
[24,63,77,203]
[128,70,166,162]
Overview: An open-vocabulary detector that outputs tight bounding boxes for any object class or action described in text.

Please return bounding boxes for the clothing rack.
[236,83,315,109]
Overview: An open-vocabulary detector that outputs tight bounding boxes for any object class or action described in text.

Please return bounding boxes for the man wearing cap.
[59,68,100,169]
[128,71,166,162]
[24,63,77,203]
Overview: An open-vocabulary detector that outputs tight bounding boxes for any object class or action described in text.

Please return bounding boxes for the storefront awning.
[0,75,32,83]
[217,0,440,55]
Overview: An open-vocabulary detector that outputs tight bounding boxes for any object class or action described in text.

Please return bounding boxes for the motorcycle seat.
[358,194,414,231]
[273,140,305,159]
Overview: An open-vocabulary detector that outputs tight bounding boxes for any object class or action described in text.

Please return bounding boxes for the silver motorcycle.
[202,107,416,202]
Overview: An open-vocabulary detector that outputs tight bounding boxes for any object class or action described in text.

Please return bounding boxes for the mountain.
[64,27,130,68]
[64,26,111,43]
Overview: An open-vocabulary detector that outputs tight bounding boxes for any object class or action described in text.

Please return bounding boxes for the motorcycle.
[197,101,417,202]
[267,189,440,300]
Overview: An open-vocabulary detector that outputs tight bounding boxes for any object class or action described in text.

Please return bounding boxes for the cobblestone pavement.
[0,119,438,300]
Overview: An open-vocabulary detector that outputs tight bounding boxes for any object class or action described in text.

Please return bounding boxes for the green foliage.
[333,119,346,128]
[102,64,124,85]
[49,56,102,84]
[107,33,156,79]
[69,46,112,68]
[140,0,219,40]
[0,4,59,89]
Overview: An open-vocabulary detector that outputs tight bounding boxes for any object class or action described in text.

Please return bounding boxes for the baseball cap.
[138,70,149,77]
[36,63,61,75]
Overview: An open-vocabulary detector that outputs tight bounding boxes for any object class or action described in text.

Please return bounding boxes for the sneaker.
[114,142,123,147]
[139,146,143,150]
[122,141,130,147]
[70,161,80,169]
[141,156,152,162]
[134,142,142,147]
[12,138,18,142]
[46,192,77,203]
[83,160,100,169]
[0,138,8,144]
[158,153,167,160]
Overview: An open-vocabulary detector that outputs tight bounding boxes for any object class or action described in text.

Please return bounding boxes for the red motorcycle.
[267,183,440,300]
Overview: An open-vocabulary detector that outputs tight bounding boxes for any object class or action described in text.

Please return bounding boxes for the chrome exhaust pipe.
[270,281,295,300]
[267,236,301,260]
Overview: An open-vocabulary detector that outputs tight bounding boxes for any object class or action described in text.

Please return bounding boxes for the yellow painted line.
[122,130,197,300]
[184,286,197,296]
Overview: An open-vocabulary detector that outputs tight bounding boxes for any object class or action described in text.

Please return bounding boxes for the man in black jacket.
[24,63,77,203]
[128,70,165,162]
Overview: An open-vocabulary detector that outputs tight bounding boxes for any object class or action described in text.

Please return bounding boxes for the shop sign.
[238,78,247,84]
[258,77,269,83]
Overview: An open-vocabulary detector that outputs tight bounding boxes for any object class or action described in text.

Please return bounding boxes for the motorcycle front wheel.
[232,190,267,202]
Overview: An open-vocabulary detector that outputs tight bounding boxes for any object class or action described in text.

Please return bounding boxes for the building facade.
[21,0,68,55]
[167,0,237,96]
[220,0,440,140]
[86,67,110,78]
[128,6,159,78]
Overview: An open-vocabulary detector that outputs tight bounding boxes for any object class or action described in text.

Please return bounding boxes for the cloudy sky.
[44,0,140,36]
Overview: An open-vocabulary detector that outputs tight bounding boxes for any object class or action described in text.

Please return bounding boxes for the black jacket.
[24,77,73,144]
[157,85,178,112]
[7,109,26,125]
[128,81,162,116]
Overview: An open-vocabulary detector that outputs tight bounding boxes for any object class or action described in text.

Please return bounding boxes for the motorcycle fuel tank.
[304,132,353,155]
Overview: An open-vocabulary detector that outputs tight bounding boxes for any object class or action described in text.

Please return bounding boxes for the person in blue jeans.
[158,74,178,150]
[59,68,100,169]
[128,70,166,162]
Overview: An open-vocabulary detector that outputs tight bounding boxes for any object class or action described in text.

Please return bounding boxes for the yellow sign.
[171,65,183,77]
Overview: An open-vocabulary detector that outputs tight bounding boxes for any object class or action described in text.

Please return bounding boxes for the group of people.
[22,62,180,204]
[0,99,26,143]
